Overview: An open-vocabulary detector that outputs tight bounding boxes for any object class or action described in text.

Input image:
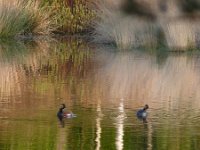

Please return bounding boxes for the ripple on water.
[1,40,200,149]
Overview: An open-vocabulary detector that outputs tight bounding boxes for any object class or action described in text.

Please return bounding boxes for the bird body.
[57,104,66,127]
[136,104,149,122]
[137,109,147,118]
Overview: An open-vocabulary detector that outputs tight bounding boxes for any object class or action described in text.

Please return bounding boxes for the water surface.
[0,38,200,150]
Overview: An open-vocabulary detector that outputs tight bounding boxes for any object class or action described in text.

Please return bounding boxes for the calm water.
[0,38,200,150]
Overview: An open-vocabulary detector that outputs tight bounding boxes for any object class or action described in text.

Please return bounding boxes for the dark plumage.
[136,104,149,123]
[57,104,66,127]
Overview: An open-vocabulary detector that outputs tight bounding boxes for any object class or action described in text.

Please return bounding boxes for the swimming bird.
[136,104,149,123]
[57,104,66,127]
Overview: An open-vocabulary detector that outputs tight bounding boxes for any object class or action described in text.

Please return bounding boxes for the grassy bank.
[91,0,158,50]
[0,0,95,38]
[0,0,56,37]
[1,0,200,51]
[91,0,200,51]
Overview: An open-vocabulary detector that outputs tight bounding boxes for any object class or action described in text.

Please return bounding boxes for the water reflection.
[115,98,125,150]
[0,39,200,149]
[95,103,102,150]
[147,121,153,150]
[0,38,93,150]
[91,49,200,109]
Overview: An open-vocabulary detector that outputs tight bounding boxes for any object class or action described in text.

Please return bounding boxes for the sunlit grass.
[91,0,200,51]
[0,0,56,38]
[92,0,158,50]
[49,0,95,34]
[0,0,95,37]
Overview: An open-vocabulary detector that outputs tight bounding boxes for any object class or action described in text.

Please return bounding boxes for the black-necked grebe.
[137,104,149,122]
[57,104,66,127]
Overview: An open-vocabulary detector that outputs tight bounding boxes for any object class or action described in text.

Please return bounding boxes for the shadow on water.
[1,39,200,150]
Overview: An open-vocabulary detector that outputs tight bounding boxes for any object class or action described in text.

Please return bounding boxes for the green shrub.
[49,0,95,34]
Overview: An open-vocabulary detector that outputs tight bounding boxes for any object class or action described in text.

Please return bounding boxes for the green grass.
[0,0,95,37]
[0,0,57,38]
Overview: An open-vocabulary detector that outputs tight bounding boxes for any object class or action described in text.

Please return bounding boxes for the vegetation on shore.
[49,0,95,34]
[0,0,95,38]
[0,0,56,37]
[1,0,200,51]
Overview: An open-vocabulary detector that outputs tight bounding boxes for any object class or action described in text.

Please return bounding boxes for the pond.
[0,38,200,150]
